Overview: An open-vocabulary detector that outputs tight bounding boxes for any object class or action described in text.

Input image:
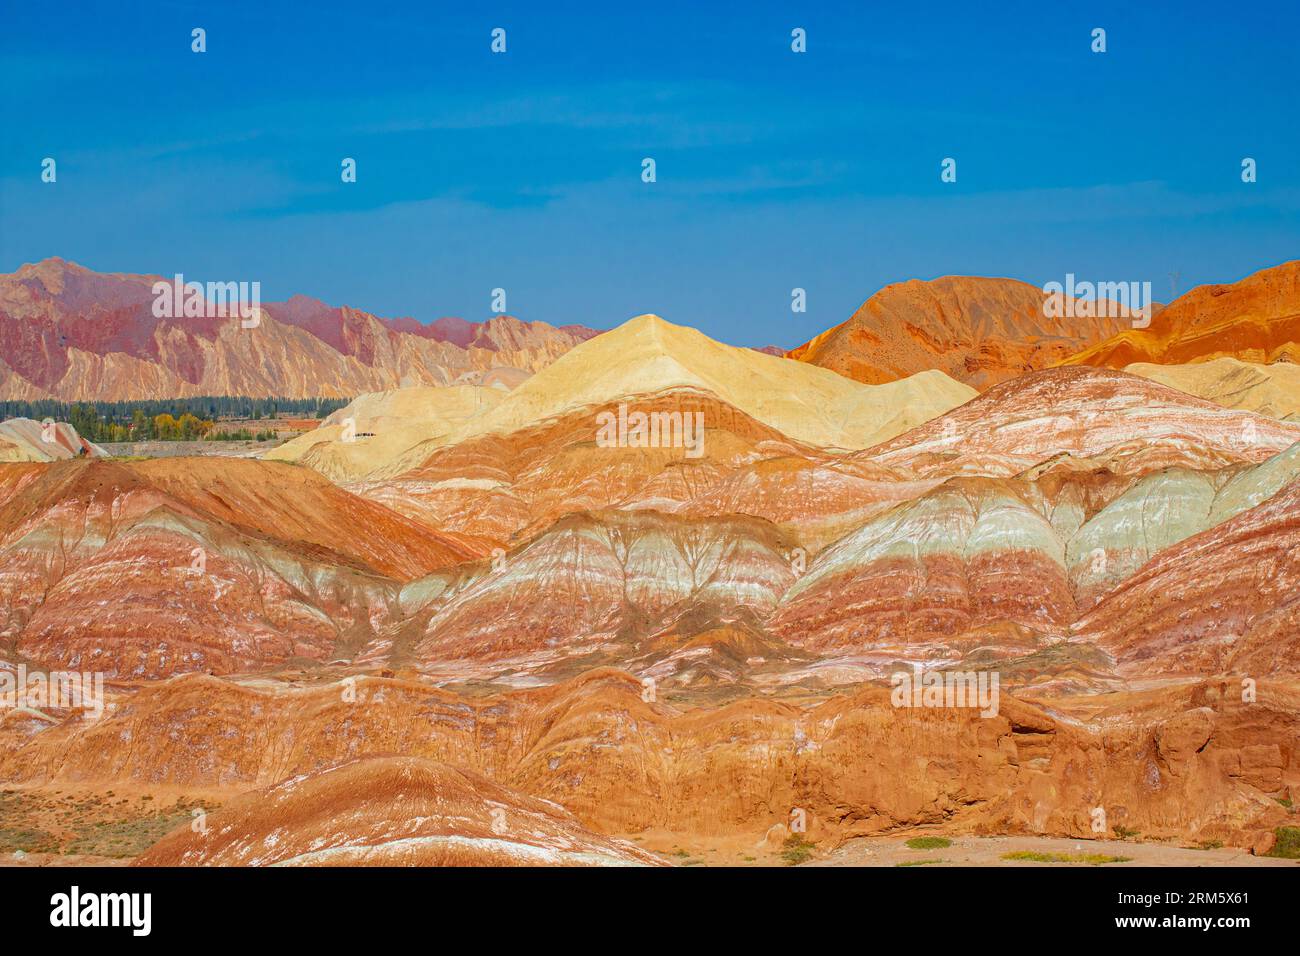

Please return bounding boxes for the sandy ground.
[2,852,129,867]
[618,828,1299,867]
[0,784,218,866]
[4,833,1295,868]
[809,833,1299,867]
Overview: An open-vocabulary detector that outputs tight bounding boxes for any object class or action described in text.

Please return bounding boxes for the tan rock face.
[265,384,508,482]
[262,314,976,530]
[789,275,1135,390]
[0,259,598,401]
[468,312,977,450]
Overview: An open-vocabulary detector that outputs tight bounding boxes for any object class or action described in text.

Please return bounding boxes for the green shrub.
[781,834,815,866]
[1002,850,1131,865]
[905,836,952,850]
[0,827,59,854]
[1266,826,1300,859]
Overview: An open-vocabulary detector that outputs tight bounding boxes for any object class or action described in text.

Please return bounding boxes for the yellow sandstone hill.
[269,313,978,480]
[1125,357,1300,420]
[264,385,506,481]
[430,313,976,451]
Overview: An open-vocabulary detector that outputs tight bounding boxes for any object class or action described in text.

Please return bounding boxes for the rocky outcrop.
[2,260,1299,863]
[769,479,1074,655]
[2,671,1292,852]
[436,313,977,453]
[351,389,821,545]
[396,509,798,675]
[133,756,664,867]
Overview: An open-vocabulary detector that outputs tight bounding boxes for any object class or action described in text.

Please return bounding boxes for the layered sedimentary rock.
[0,259,598,401]
[1062,259,1300,369]
[1064,444,1300,609]
[766,440,1300,662]
[861,366,1300,479]
[0,418,103,462]
[789,275,1135,389]
[393,509,799,677]
[769,478,1075,655]
[3,259,1300,864]
[269,314,976,514]
[352,390,820,545]
[6,363,1300,687]
[674,455,937,551]
[306,312,977,553]
[1074,476,1300,677]
[1064,469,1221,608]
[0,458,479,678]
[2,670,1292,851]
[134,757,663,867]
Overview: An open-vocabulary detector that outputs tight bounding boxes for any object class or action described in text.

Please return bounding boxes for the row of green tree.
[0,396,348,443]
[73,409,280,443]
[1,395,348,423]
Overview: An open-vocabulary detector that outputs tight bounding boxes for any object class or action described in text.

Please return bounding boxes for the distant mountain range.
[0,258,600,401]
[792,261,1299,389]
[5,258,1297,403]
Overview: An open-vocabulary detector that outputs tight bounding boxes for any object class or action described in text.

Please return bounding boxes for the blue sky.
[2,0,1297,347]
